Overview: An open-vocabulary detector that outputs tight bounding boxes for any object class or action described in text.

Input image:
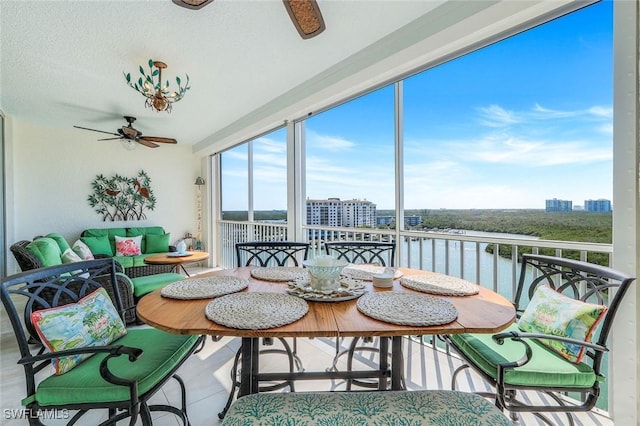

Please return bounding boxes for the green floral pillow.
[518,285,607,363]
[30,287,127,375]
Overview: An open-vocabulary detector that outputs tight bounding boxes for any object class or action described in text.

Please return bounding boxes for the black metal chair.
[324,240,398,389]
[219,241,309,419]
[445,254,635,425]
[0,258,204,426]
[324,241,395,267]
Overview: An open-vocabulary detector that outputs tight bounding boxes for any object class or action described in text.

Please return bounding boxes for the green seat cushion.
[33,329,199,407]
[448,324,599,388]
[221,390,511,425]
[25,238,63,267]
[45,233,71,253]
[132,273,184,297]
[127,227,166,253]
[113,256,134,269]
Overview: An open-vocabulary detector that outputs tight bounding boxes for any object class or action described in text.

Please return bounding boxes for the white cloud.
[476,104,520,127]
[306,130,356,151]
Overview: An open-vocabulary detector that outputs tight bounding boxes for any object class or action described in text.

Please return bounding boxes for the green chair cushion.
[113,255,134,269]
[221,391,512,425]
[83,228,126,256]
[448,324,599,388]
[132,273,184,297]
[33,329,199,406]
[25,238,63,267]
[80,235,114,257]
[45,233,71,253]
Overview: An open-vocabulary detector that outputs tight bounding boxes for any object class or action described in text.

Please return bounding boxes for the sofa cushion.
[61,248,83,264]
[146,233,170,254]
[25,238,63,267]
[72,239,95,260]
[30,287,127,375]
[113,256,134,269]
[127,227,165,253]
[45,233,71,253]
[83,228,126,255]
[80,235,114,257]
[115,235,142,257]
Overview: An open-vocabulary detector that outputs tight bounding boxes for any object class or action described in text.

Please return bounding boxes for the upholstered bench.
[221,390,510,425]
[130,272,184,298]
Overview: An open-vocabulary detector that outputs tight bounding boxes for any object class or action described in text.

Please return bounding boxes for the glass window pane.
[253,127,287,219]
[220,144,248,221]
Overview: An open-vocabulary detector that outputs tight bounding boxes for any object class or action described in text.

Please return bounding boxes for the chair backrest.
[324,241,396,267]
[515,254,634,373]
[236,241,310,267]
[10,240,42,272]
[0,259,123,396]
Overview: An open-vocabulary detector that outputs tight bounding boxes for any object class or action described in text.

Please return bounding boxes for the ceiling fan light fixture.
[283,0,325,39]
[172,0,214,10]
[124,60,190,113]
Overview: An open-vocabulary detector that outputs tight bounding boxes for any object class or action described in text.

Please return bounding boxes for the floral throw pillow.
[518,285,607,364]
[71,239,95,260]
[30,287,127,375]
[114,235,142,257]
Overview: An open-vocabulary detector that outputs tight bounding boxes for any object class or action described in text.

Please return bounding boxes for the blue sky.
[224,1,613,211]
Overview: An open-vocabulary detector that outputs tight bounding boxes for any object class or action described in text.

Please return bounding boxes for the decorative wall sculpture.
[88,170,156,221]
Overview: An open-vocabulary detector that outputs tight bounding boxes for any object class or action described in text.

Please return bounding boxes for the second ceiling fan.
[172,0,326,39]
[74,116,177,149]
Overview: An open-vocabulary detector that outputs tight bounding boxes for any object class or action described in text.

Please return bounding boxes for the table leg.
[378,337,389,390]
[391,336,404,390]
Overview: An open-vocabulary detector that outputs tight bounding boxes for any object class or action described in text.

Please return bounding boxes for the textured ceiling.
[0,0,588,154]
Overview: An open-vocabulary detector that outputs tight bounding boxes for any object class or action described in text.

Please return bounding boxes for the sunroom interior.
[1,0,638,424]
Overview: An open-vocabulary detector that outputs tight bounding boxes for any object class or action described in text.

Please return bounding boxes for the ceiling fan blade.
[137,139,159,148]
[73,125,119,136]
[139,136,178,144]
[282,0,325,39]
[97,137,124,141]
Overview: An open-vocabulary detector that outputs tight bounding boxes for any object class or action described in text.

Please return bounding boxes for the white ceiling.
[0,0,591,155]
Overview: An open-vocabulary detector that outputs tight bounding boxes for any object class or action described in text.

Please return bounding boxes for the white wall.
[6,117,201,274]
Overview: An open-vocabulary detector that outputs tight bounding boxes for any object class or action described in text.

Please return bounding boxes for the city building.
[306,198,376,228]
[545,198,573,212]
[584,199,612,212]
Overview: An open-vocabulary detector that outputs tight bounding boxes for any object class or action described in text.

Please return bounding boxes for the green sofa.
[80,226,176,278]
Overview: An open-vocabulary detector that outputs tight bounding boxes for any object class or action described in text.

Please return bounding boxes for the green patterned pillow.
[30,287,127,375]
[518,285,606,363]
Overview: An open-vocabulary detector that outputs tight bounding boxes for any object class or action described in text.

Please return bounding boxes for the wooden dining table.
[136,266,516,402]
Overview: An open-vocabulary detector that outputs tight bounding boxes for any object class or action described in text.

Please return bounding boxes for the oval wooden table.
[143,251,209,276]
[137,266,516,405]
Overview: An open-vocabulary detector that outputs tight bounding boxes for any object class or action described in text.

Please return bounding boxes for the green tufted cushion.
[33,329,199,406]
[131,273,183,297]
[221,391,511,425]
[45,233,71,253]
[448,324,600,388]
[25,238,63,267]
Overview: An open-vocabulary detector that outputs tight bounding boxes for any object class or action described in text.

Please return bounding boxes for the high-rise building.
[584,199,612,212]
[306,198,376,227]
[545,198,572,212]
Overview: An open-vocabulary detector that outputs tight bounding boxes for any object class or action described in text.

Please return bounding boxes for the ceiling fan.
[172,0,325,39]
[73,116,177,149]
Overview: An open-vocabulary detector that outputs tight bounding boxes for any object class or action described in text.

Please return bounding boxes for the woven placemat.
[356,292,458,326]
[205,292,309,329]
[160,276,248,300]
[341,264,403,281]
[250,267,309,282]
[401,274,479,296]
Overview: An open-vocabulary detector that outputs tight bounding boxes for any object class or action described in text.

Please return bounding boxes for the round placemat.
[401,274,479,296]
[160,276,249,300]
[356,292,458,326]
[205,292,309,329]
[250,267,309,282]
[341,264,403,281]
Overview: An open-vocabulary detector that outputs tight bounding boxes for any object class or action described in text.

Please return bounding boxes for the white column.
[611,0,639,423]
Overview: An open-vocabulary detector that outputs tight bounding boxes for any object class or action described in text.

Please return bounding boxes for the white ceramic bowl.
[302,257,349,291]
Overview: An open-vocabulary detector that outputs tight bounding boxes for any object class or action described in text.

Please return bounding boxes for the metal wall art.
[88,170,156,221]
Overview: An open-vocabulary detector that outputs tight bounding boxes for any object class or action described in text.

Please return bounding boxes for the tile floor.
[0,266,614,425]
